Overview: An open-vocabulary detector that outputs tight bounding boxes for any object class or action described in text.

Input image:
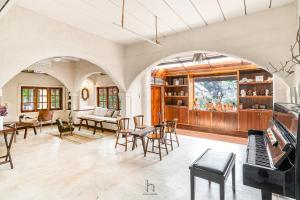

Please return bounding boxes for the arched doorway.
[128,51,289,137]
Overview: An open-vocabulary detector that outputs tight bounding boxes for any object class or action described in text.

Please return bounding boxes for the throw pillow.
[112,110,120,118]
[105,110,114,117]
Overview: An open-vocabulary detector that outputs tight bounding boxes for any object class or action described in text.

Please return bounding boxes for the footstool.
[189,148,236,200]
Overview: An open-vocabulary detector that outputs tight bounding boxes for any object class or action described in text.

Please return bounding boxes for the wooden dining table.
[130,126,155,156]
[0,125,17,169]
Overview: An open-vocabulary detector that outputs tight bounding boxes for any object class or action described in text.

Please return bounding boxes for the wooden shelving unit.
[164,75,189,107]
[239,96,273,99]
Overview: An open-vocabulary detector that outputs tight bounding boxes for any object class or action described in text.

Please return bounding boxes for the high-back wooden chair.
[115,118,133,151]
[165,118,179,151]
[38,110,54,132]
[145,124,168,160]
[133,115,146,130]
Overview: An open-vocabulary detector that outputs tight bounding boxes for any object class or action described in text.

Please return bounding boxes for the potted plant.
[0,104,8,130]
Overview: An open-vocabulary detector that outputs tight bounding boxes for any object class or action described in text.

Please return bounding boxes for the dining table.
[130,126,155,156]
[0,124,17,169]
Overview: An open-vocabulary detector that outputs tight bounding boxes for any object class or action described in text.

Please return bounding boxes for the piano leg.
[261,190,272,200]
[190,172,195,200]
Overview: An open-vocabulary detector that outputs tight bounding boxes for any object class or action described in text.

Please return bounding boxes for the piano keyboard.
[247,134,271,167]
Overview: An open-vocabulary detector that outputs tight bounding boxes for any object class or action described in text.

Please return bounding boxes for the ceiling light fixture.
[112,0,161,46]
[192,53,212,67]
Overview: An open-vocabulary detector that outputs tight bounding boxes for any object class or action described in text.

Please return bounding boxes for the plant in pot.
[0,104,8,130]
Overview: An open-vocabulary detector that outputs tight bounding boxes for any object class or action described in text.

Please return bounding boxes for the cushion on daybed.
[112,110,120,118]
[93,107,107,117]
[105,110,114,117]
[84,115,118,123]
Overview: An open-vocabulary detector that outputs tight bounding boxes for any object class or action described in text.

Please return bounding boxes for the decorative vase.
[0,116,4,130]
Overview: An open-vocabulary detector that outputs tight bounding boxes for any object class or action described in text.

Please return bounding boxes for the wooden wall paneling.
[198,111,212,128]
[151,86,162,125]
[238,110,248,132]
[189,110,197,126]
[259,110,273,130]
[178,107,188,124]
[246,110,261,130]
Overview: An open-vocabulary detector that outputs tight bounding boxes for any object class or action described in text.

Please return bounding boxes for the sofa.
[78,107,121,131]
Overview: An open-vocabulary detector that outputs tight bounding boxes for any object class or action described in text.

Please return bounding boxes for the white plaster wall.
[2,72,67,122]
[0,6,125,91]
[79,79,95,110]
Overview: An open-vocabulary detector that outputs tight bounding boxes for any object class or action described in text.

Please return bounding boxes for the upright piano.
[243,103,300,200]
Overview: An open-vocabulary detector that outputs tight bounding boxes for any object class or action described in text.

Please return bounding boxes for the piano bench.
[189,148,236,200]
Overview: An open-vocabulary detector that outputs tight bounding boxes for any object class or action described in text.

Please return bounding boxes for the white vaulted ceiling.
[16,0,294,45]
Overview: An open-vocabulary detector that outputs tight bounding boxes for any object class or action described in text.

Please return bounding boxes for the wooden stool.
[189,149,236,200]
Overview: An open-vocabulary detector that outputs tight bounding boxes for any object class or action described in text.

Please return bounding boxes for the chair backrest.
[165,120,176,133]
[153,124,165,139]
[133,115,144,127]
[38,110,54,122]
[117,118,130,131]
[56,118,63,132]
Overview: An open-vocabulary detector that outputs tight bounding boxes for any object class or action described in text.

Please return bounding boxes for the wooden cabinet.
[238,110,272,131]
[188,110,211,128]
[164,106,188,124]
[212,112,238,130]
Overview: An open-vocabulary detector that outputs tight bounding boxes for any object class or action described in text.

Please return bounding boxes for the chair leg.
[125,134,128,151]
[115,132,120,149]
[220,182,225,200]
[164,139,168,155]
[158,139,162,160]
[145,138,149,156]
[175,131,179,147]
[59,132,62,138]
[232,164,236,193]
[170,133,173,151]
[152,139,154,152]
[40,123,42,133]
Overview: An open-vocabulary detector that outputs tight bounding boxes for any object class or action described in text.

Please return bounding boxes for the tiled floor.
[0,126,288,200]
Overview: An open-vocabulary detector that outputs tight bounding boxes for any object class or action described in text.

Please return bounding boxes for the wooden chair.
[133,115,146,130]
[37,110,54,133]
[145,124,168,160]
[165,119,179,151]
[56,118,74,138]
[115,118,133,151]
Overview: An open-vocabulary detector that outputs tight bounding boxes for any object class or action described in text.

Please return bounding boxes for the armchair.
[56,118,74,138]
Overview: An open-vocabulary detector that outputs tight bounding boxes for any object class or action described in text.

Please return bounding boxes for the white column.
[141,69,151,125]
[70,92,80,110]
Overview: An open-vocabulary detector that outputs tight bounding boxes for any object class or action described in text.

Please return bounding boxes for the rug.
[50,131,113,144]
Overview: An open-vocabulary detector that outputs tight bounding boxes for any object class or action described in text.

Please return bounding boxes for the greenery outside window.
[21,87,63,112]
[97,86,119,110]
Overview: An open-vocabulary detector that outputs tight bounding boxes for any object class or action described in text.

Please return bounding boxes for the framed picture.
[255,75,264,82]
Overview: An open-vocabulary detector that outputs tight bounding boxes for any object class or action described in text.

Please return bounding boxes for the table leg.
[79,119,83,131]
[100,121,104,132]
[24,127,28,139]
[141,136,146,157]
[4,132,15,169]
[33,126,37,135]
[86,120,89,130]
[93,121,97,135]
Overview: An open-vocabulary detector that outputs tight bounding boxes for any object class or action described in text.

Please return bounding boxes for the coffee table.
[78,116,104,134]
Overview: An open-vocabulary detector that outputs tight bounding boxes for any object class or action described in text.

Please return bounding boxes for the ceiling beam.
[161,0,192,30]
[188,0,208,25]
[243,0,247,15]
[0,0,10,12]
[135,0,178,34]
[216,0,227,21]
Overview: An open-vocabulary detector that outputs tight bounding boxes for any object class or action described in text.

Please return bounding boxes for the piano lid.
[274,103,300,140]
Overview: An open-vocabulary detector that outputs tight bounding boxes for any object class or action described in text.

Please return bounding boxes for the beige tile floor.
[0,126,288,200]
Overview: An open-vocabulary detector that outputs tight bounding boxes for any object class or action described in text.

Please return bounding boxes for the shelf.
[165,105,188,108]
[165,85,188,87]
[239,81,272,85]
[239,109,272,112]
[164,96,188,98]
[239,96,273,99]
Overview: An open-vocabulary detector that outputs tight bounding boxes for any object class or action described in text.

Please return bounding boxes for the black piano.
[243,103,300,200]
